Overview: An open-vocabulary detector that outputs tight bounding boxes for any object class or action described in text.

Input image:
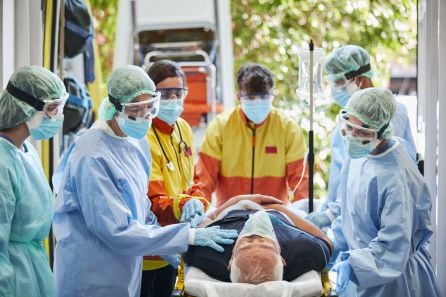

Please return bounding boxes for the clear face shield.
[120,92,160,122]
[338,111,380,145]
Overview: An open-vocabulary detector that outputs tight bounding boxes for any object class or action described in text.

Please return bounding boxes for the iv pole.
[308,40,314,213]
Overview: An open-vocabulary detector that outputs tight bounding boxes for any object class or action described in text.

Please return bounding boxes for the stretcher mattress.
[184,266,323,297]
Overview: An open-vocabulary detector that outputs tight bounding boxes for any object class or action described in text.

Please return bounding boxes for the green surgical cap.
[324,45,373,82]
[99,65,156,120]
[0,65,65,130]
[344,87,396,139]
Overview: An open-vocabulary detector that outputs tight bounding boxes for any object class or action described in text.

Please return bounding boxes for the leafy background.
[89,0,417,198]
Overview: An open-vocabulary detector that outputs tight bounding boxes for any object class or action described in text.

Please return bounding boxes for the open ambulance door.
[114,0,235,148]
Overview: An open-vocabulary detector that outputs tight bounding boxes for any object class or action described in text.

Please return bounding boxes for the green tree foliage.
[231,0,416,98]
[231,0,416,197]
[90,0,416,198]
[89,0,119,79]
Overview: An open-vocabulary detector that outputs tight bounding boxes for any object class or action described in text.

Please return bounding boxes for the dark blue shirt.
[184,210,331,281]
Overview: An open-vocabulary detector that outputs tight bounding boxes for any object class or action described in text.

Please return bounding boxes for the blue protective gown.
[0,138,55,297]
[325,101,417,207]
[332,139,440,297]
[52,125,190,297]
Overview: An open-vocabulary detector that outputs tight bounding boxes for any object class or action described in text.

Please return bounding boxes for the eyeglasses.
[157,88,188,101]
[338,112,378,140]
[43,92,69,118]
[239,93,274,101]
[121,93,160,121]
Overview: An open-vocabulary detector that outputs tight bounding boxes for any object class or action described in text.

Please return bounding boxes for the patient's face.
[233,235,280,259]
[231,235,283,283]
[234,235,281,266]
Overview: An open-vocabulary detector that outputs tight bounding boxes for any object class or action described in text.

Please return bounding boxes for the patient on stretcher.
[184,195,333,284]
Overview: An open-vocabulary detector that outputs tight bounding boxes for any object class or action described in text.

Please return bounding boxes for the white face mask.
[239,210,277,242]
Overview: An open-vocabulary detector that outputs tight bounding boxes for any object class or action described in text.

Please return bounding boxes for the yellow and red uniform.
[197,106,308,207]
[143,117,208,270]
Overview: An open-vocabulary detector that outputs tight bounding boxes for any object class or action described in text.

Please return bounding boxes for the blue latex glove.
[189,213,205,228]
[161,254,181,269]
[180,199,204,223]
[327,244,341,270]
[306,210,333,229]
[331,260,353,295]
[192,226,238,252]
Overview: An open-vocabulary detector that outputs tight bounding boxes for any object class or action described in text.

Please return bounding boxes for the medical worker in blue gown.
[0,66,67,297]
[330,87,440,297]
[52,65,238,297]
[306,45,417,229]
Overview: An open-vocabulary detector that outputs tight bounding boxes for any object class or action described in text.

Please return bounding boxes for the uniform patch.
[184,146,192,157]
[265,146,277,154]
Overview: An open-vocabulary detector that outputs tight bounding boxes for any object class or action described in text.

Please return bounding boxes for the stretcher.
[172,261,338,297]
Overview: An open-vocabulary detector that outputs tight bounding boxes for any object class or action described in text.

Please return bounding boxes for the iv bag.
[296,47,325,100]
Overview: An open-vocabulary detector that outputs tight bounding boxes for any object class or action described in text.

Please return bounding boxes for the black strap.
[377,122,390,139]
[6,82,45,111]
[65,20,92,39]
[344,64,371,80]
[108,94,122,111]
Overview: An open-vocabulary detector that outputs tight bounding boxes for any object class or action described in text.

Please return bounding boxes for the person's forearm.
[273,205,325,236]
[206,194,283,222]
[264,204,333,252]
[206,195,247,221]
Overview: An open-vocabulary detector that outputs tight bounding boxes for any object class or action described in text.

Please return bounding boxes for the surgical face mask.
[156,99,184,125]
[343,135,380,159]
[239,210,277,242]
[240,98,272,124]
[116,114,152,139]
[345,79,360,96]
[26,112,64,140]
[331,79,360,107]
[331,88,350,107]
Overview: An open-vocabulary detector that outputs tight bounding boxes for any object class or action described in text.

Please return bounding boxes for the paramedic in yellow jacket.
[141,60,209,297]
[197,63,309,207]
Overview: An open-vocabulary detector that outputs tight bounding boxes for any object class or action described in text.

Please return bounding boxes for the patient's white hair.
[229,255,284,284]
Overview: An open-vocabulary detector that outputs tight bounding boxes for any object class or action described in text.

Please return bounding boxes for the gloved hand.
[331,260,353,295]
[180,199,205,223]
[192,226,238,252]
[161,254,181,269]
[306,210,333,229]
[327,244,341,270]
[189,213,205,228]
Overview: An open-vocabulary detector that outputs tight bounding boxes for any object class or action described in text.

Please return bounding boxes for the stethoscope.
[152,122,192,179]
